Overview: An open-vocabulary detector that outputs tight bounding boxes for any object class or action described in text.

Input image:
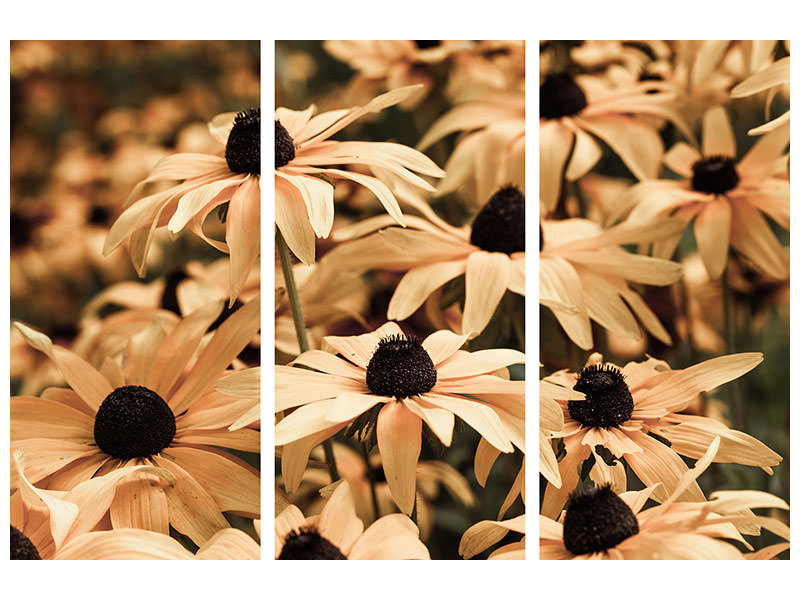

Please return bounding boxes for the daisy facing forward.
[541,352,781,518]
[104,109,261,301]
[11,296,261,546]
[275,84,445,264]
[275,321,524,514]
[622,105,789,280]
[275,481,429,560]
[326,184,525,339]
[540,438,790,559]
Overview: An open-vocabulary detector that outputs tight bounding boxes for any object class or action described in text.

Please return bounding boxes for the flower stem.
[361,442,381,522]
[276,229,339,481]
[721,270,743,428]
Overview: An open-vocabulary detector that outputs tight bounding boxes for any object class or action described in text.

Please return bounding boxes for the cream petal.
[421,329,469,365]
[195,528,261,559]
[539,120,573,213]
[290,350,366,380]
[701,106,737,157]
[109,471,170,534]
[166,447,259,516]
[349,513,428,559]
[387,260,466,321]
[377,401,422,515]
[694,197,731,279]
[326,391,385,423]
[280,424,345,493]
[463,251,511,338]
[276,171,334,238]
[539,255,592,349]
[225,176,261,301]
[663,142,701,178]
[317,481,364,554]
[55,529,194,560]
[436,348,525,379]
[168,176,245,234]
[565,124,602,181]
[402,397,454,446]
[422,393,512,453]
[730,194,789,279]
[275,174,316,265]
[11,396,94,442]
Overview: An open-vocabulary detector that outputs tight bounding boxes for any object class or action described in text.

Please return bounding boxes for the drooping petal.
[694,197,731,279]
[376,401,422,515]
[463,251,511,338]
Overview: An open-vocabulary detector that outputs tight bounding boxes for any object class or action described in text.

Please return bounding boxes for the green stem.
[276,230,339,481]
[361,443,381,522]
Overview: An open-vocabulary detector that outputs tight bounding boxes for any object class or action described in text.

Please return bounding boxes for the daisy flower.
[540,438,790,559]
[104,109,261,301]
[541,352,782,518]
[459,514,525,560]
[621,105,789,280]
[275,85,445,265]
[11,296,261,546]
[540,217,684,350]
[275,321,524,514]
[326,184,525,339]
[275,481,429,559]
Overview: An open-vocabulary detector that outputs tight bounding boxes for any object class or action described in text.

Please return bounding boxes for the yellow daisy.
[275,321,523,514]
[11,296,261,546]
[104,110,261,301]
[622,105,789,279]
[540,438,790,559]
[326,184,525,339]
[275,85,445,264]
[541,352,781,518]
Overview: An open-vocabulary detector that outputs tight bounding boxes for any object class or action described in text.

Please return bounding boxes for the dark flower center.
[365,335,437,399]
[10,212,47,251]
[690,155,739,195]
[540,73,588,120]
[414,40,441,50]
[563,485,639,555]
[89,205,111,225]
[275,119,295,169]
[470,185,526,254]
[225,108,260,175]
[569,364,634,428]
[278,527,347,560]
[94,385,176,459]
[10,525,41,560]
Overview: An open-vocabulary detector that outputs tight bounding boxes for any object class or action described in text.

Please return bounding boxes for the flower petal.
[463,251,511,338]
[377,401,422,515]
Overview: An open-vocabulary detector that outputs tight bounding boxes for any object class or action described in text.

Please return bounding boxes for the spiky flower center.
[93,385,176,460]
[691,155,739,195]
[275,119,295,169]
[10,525,41,560]
[569,364,634,428]
[563,485,639,555]
[278,527,347,560]
[470,185,526,254]
[365,335,437,399]
[540,73,587,120]
[225,108,260,175]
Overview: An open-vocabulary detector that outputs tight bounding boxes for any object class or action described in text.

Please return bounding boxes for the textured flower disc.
[274,119,295,169]
[691,155,739,195]
[569,364,634,428]
[278,527,347,560]
[94,385,176,460]
[562,485,639,555]
[414,40,441,49]
[225,108,261,175]
[10,525,41,560]
[540,73,588,120]
[470,185,526,255]
[365,334,437,399]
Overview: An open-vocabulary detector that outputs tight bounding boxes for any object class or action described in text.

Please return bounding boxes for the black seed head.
[540,73,588,120]
[275,119,295,169]
[414,40,441,50]
[278,527,347,560]
[690,155,739,195]
[225,108,260,175]
[93,385,176,459]
[365,334,437,399]
[10,525,41,560]
[89,205,111,225]
[569,364,634,428]
[470,185,526,254]
[563,485,639,555]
